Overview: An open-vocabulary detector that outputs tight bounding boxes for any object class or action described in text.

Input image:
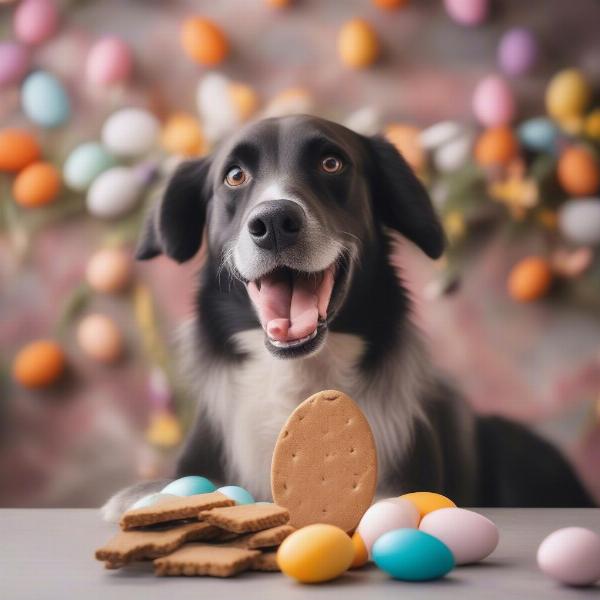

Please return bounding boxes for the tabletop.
[0,508,599,600]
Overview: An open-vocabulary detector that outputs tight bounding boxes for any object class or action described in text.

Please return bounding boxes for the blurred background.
[1,0,599,508]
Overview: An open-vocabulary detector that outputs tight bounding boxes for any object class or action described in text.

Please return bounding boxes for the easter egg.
[557,146,599,197]
[0,42,29,87]
[357,499,420,554]
[546,69,591,122]
[277,524,354,583]
[85,36,133,86]
[265,0,292,7]
[421,122,474,173]
[444,0,488,27]
[399,492,456,519]
[474,126,519,167]
[14,0,59,45]
[130,493,178,511]
[216,485,255,505]
[0,128,40,172]
[419,508,499,565]
[497,28,538,76]
[161,113,204,157]
[558,198,600,246]
[507,257,552,302]
[584,109,600,141]
[63,142,116,192]
[13,339,65,389]
[86,247,132,293]
[351,532,369,568]
[180,17,229,66]
[86,167,143,219]
[537,527,600,587]
[145,412,183,448]
[384,124,425,171]
[518,117,559,153]
[102,108,159,158]
[161,476,217,496]
[77,314,123,363]
[373,0,409,8]
[263,87,314,119]
[344,106,381,137]
[12,161,60,207]
[21,71,70,128]
[229,82,259,122]
[373,529,455,581]
[472,75,516,127]
[338,19,379,69]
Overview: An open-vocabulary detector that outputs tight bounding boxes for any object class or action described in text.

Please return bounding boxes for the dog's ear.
[136,158,211,263]
[365,135,445,259]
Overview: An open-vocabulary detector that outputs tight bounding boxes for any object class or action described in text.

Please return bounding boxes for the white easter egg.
[86,166,142,219]
[196,73,238,143]
[101,108,159,158]
[558,198,600,246]
[344,106,381,136]
[433,133,474,172]
[420,121,464,149]
[63,142,115,191]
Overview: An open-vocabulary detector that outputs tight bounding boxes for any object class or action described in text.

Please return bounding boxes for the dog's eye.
[320,155,344,174]
[225,166,248,187]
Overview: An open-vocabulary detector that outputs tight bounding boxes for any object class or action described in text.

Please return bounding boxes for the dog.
[102,115,593,521]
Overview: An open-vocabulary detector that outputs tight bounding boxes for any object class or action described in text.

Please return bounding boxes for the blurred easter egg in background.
[474,126,519,166]
[161,476,216,496]
[13,0,59,45]
[229,81,259,122]
[507,257,553,302]
[444,0,488,27]
[12,161,61,208]
[557,146,599,197]
[373,0,410,9]
[130,493,178,510]
[216,485,255,505]
[546,69,591,122]
[102,108,159,157]
[558,198,600,246]
[145,412,183,448]
[421,122,475,173]
[0,128,40,172]
[86,167,143,219]
[472,75,516,127]
[77,314,123,364]
[399,492,456,519]
[584,108,600,141]
[180,17,229,66]
[384,124,425,172]
[161,113,204,156]
[13,339,66,389]
[0,42,29,87]
[63,142,116,192]
[85,36,133,86]
[86,247,132,294]
[518,117,559,153]
[497,28,538,76]
[338,19,380,69]
[21,71,70,128]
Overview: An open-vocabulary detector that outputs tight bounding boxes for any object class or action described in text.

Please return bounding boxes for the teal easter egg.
[161,476,216,496]
[63,142,116,192]
[518,118,559,153]
[372,529,455,581]
[21,71,70,128]
[130,493,178,510]
[216,485,255,505]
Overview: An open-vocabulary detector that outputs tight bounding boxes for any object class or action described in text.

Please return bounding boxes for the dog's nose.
[247,200,306,251]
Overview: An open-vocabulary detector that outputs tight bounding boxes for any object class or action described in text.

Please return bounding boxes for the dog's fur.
[102,116,593,521]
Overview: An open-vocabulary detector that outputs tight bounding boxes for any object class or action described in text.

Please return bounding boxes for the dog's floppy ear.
[136,158,211,263]
[365,135,445,259]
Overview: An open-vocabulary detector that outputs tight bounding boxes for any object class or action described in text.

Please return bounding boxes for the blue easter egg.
[21,71,70,128]
[217,485,255,505]
[63,142,116,192]
[372,529,455,581]
[518,118,559,153]
[130,492,178,510]
[161,476,216,496]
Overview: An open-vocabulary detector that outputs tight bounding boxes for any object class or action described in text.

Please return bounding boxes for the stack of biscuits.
[95,492,294,577]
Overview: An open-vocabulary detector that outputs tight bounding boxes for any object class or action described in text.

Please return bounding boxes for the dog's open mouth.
[246,264,337,351]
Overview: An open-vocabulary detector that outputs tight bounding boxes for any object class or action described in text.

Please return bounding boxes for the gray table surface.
[0,509,599,600]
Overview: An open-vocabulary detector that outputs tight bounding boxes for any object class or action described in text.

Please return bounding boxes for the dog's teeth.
[269,329,318,349]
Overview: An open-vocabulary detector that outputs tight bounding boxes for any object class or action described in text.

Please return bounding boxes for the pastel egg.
[584,109,600,141]
[338,19,380,69]
[13,339,65,389]
[86,247,132,293]
[0,128,40,172]
[63,142,116,192]
[86,167,143,219]
[216,485,255,505]
[21,70,70,128]
[497,28,538,76]
[130,493,178,510]
[517,117,559,153]
[161,113,204,157]
[12,160,60,207]
[372,529,455,581]
[537,527,600,587]
[444,0,488,27]
[546,69,591,122]
[0,42,29,87]
[419,508,499,565]
[180,17,229,66]
[558,198,600,246]
[421,121,475,172]
[85,36,133,86]
[472,75,516,127]
[474,126,519,167]
[76,314,123,363]
[557,146,599,197]
[507,257,553,302]
[14,0,59,45]
[277,524,354,583]
[161,476,217,496]
[357,499,419,553]
[101,108,159,158]
[145,412,183,448]
[399,492,456,519]
[351,532,369,568]
[384,124,425,171]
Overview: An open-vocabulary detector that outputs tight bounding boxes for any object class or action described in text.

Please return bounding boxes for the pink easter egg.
[472,75,516,127]
[14,0,59,45]
[444,0,489,27]
[0,42,29,87]
[85,37,133,86]
[497,28,538,76]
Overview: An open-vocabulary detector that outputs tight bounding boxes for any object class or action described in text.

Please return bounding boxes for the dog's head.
[137,115,444,358]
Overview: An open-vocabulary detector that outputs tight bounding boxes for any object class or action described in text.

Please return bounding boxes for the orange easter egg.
[0,128,40,172]
[373,0,409,8]
[180,17,229,66]
[351,532,369,568]
[384,124,425,171]
[338,19,380,69]
[13,340,66,389]
[229,82,259,122]
[12,161,60,207]
[474,126,519,166]
[77,314,123,364]
[161,113,204,157]
[265,0,292,7]
[557,146,599,197]
[507,257,553,302]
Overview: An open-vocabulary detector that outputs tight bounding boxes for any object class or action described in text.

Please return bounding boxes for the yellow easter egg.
[77,314,123,364]
[338,19,380,69]
[384,124,425,171]
[145,412,183,448]
[557,146,599,197]
[13,340,66,389]
[351,531,369,569]
[229,82,259,121]
[507,257,553,303]
[584,109,600,141]
[546,69,591,121]
[161,113,204,157]
[86,247,132,294]
[399,492,456,519]
[277,524,354,583]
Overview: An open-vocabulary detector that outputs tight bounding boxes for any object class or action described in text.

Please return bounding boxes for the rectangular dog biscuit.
[199,503,290,533]
[252,552,280,572]
[154,544,260,577]
[228,524,295,549]
[120,492,234,530]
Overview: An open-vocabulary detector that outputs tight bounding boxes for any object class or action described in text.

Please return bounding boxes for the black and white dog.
[102,115,592,520]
